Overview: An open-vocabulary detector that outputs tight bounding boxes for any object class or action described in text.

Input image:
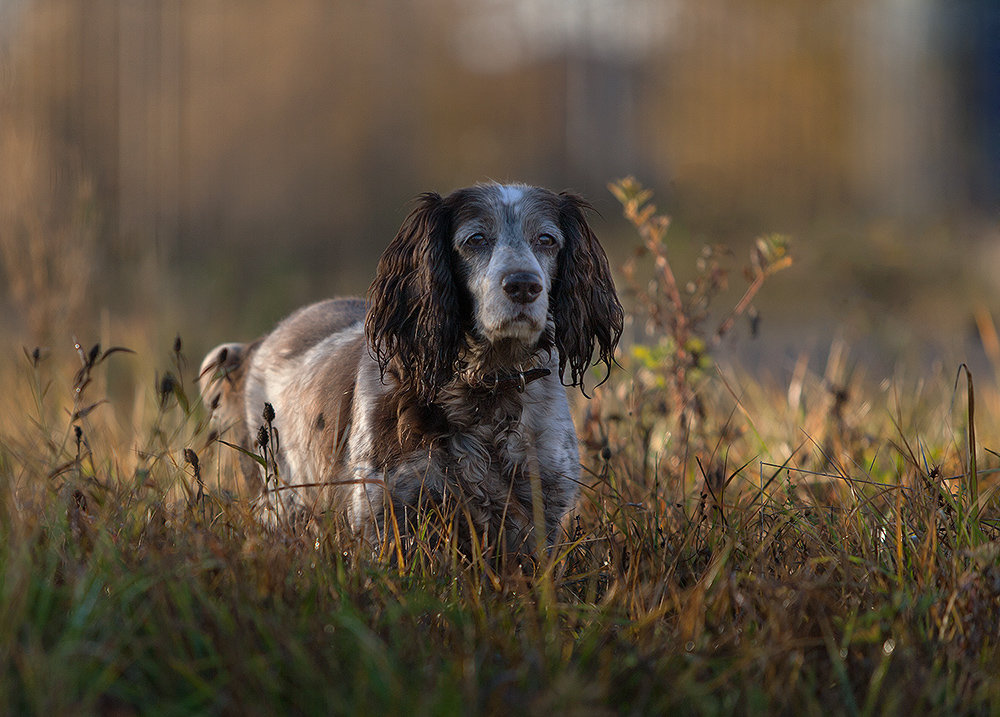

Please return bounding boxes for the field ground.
[2,309,1000,715]
[2,184,999,714]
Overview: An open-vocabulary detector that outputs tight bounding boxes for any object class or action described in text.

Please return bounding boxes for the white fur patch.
[497,184,525,205]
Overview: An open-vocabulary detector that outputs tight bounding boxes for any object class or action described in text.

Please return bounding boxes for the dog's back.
[198,298,366,496]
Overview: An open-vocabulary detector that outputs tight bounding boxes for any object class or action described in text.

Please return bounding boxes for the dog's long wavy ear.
[553,193,624,391]
[365,193,460,402]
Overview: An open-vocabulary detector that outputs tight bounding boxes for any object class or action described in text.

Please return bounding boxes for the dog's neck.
[461,366,551,394]
[383,327,555,412]
[454,329,553,393]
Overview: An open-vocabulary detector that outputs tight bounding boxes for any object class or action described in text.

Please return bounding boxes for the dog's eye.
[536,233,557,248]
[465,233,487,248]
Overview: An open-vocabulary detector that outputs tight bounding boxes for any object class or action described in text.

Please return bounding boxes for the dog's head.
[366,183,623,401]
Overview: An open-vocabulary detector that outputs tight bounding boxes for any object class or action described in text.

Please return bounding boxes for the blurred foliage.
[0,123,99,344]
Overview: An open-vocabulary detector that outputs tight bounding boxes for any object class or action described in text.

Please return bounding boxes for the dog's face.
[450,185,562,345]
[366,183,623,401]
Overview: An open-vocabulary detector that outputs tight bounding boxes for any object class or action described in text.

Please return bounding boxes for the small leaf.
[218,439,267,468]
[173,381,190,414]
[99,346,136,363]
[71,400,108,421]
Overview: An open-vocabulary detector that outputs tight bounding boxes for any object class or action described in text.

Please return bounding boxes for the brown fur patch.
[309,328,366,471]
[371,377,450,467]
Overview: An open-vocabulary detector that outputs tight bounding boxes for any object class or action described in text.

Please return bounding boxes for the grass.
[1,182,999,715]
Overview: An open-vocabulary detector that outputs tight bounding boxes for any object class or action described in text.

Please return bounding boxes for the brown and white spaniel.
[199,183,622,553]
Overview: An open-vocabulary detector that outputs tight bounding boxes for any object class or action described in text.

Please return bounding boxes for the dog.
[199,183,622,553]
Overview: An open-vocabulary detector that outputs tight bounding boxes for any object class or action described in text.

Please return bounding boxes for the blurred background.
[0,0,998,375]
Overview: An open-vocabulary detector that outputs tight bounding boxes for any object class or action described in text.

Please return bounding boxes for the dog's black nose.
[502,272,543,304]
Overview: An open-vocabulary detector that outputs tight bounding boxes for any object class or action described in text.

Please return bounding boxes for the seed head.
[158,373,177,406]
[262,402,276,423]
[257,424,269,449]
